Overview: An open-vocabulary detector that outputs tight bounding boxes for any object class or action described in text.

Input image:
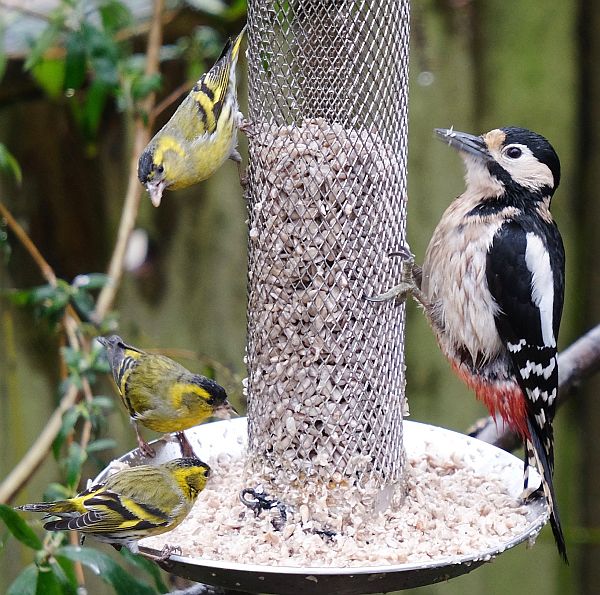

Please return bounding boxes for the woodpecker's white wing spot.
[535,409,547,428]
[525,232,556,348]
[508,339,526,353]
[546,387,557,406]
[520,357,556,380]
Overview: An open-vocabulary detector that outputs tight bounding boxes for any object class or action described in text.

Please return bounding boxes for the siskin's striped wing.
[175,28,245,140]
[43,490,170,536]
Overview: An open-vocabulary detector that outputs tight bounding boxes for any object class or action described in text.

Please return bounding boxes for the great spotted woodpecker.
[371,127,567,560]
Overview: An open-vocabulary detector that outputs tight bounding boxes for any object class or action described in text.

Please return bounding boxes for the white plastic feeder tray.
[95,419,548,594]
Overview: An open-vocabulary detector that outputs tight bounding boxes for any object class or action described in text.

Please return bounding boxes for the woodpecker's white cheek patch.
[487,143,555,191]
[525,233,556,348]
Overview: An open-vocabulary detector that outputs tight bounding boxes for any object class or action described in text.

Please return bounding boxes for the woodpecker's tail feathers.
[526,423,568,563]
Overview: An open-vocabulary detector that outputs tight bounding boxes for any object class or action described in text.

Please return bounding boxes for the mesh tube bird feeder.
[245,0,409,517]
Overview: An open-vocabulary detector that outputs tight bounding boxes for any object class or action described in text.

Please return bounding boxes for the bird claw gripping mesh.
[245,0,410,517]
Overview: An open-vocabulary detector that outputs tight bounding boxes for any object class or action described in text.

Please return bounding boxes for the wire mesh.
[245,0,409,505]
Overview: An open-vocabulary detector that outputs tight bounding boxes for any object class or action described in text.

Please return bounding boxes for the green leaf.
[53,407,81,459]
[48,559,78,595]
[63,443,87,488]
[7,564,38,595]
[24,21,63,71]
[44,483,73,503]
[53,555,79,592]
[64,31,87,90]
[99,0,133,33]
[82,80,110,138]
[81,23,120,87]
[57,546,157,595]
[86,438,117,453]
[70,288,96,320]
[120,548,169,593]
[91,395,114,410]
[0,504,43,550]
[131,73,162,101]
[31,59,66,99]
[35,565,65,595]
[72,273,110,291]
[222,0,248,19]
[0,143,22,185]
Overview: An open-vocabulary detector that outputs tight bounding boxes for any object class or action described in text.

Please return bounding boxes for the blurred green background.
[0,0,597,593]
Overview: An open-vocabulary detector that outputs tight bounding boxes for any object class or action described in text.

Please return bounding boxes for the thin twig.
[79,376,95,450]
[0,384,79,504]
[150,80,193,124]
[92,0,165,323]
[0,1,59,26]
[470,323,600,448]
[0,201,85,506]
[0,202,57,286]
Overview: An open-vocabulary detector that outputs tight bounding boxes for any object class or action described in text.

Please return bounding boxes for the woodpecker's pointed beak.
[146,180,166,207]
[435,128,492,161]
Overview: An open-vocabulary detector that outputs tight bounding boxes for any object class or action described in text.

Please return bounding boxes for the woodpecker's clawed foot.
[388,245,415,261]
[365,247,425,305]
[239,485,288,531]
[175,431,197,458]
[366,282,416,303]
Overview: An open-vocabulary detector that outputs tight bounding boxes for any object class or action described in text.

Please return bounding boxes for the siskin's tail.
[16,500,76,514]
[230,25,246,63]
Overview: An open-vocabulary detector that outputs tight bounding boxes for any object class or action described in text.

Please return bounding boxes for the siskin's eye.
[505,146,522,159]
[156,164,164,174]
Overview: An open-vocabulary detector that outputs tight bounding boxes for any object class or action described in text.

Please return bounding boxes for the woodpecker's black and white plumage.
[372,126,567,560]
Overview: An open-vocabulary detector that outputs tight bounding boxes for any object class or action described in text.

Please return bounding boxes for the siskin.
[98,335,236,457]
[138,27,247,207]
[16,458,210,557]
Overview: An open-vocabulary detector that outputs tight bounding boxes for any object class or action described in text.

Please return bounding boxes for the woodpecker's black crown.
[501,127,561,189]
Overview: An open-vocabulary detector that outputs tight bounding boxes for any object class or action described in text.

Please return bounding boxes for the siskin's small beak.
[434,128,492,162]
[213,401,239,420]
[146,180,166,207]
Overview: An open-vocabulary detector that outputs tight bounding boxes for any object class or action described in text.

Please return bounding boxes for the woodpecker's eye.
[505,146,522,159]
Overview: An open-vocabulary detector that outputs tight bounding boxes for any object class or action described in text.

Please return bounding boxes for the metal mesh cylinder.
[245,0,409,508]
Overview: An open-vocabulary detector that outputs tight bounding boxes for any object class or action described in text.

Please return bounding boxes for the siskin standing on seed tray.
[98,335,236,458]
[138,26,247,207]
[16,458,210,558]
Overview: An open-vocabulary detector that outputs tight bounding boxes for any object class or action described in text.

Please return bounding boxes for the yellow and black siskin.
[138,26,247,207]
[98,335,236,457]
[16,458,210,556]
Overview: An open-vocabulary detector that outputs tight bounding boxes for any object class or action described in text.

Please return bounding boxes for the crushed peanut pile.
[141,447,533,567]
